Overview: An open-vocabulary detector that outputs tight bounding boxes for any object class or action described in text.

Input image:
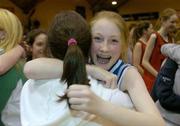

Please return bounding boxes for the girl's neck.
[158,27,168,37]
[158,27,170,42]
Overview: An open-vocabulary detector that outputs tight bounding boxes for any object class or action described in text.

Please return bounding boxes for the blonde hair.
[155,8,177,31]
[90,11,129,62]
[0,8,23,52]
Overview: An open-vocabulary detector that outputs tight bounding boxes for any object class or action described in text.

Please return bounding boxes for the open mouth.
[96,55,111,64]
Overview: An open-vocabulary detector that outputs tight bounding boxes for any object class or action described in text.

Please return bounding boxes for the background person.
[0,8,27,126]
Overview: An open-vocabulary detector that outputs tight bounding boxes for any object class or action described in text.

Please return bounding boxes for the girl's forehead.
[91,19,121,35]
[92,18,115,27]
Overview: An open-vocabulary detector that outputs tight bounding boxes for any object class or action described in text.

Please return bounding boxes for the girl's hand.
[67,85,105,115]
[87,65,117,89]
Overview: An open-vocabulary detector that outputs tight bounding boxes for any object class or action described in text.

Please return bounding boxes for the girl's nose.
[100,40,109,52]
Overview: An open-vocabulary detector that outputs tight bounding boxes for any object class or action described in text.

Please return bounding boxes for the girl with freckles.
[23,11,165,126]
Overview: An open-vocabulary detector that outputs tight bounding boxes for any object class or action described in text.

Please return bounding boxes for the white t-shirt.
[20,77,134,126]
[1,80,23,126]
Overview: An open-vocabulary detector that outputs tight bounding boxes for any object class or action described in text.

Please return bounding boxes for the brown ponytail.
[48,11,91,105]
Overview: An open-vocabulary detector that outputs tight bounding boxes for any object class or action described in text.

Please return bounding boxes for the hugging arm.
[68,67,165,126]
[24,58,63,79]
[0,45,24,75]
[24,58,117,88]
[121,67,165,126]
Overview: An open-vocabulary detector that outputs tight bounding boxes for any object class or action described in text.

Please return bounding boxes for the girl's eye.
[111,39,119,43]
[35,42,43,47]
[93,36,103,42]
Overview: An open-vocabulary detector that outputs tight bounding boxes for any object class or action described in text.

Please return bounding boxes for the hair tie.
[68,38,77,46]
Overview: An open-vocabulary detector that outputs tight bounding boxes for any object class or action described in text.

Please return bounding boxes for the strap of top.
[109,59,131,89]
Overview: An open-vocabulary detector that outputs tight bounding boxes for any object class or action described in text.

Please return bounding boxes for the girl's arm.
[120,67,165,126]
[142,34,158,77]
[68,68,165,126]
[133,42,144,75]
[24,58,117,88]
[24,58,63,79]
[0,45,24,75]
[86,64,117,88]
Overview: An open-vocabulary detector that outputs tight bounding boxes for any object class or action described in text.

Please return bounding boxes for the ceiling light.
[112,1,117,5]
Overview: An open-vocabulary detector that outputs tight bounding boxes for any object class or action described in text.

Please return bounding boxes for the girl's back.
[21,76,133,126]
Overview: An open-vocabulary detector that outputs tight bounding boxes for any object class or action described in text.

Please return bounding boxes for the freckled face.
[90,19,121,70]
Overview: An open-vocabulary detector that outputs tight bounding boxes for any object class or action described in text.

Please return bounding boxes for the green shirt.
[0,62,26,126]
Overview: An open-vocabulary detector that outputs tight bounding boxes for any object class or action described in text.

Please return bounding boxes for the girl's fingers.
[111,77,117,89]
[68,84,89,90]
[70,104,85,111]
[69,97,86,105]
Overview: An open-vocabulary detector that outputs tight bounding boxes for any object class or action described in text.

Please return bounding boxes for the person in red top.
[142,8,178,92]
[133,21,153,75]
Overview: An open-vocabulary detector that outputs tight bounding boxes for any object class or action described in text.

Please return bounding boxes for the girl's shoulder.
[150,32,158,40]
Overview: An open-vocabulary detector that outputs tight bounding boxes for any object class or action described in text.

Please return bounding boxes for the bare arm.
[68,68,165,126]
[24,58,63,79]
[24,58,117,88]
[87,64,117,88]
[133,42,144,75]
[142,34,158,77]
[0,45,24,75]
[120,67,165,126]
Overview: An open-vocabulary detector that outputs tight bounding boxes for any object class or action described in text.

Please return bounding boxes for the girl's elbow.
[0,66,6,75]
[156,117,166,126]
[0,63,9,75]
[150,113,165,126]
[142,60,146,67]
[23,63,33,79]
